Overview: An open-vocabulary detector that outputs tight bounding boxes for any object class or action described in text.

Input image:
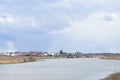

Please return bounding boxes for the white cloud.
[64,0,120,8]
[31,17,38,28]
[51,11,120,52]
[0,14,14,23]
[6,40,16,52]
[76,0,107,6]
[109,48,120,53]
[51,27,70,34]
[0,17,5,23]
[12,17,39,30]
[0,6,3,11]
[49,0,71,8]
[0,0,120,52]
[53,11,120,40]
[0,40,16,52]
[34,0,71,10]
[6,16,14,23]
[0,13,39,30]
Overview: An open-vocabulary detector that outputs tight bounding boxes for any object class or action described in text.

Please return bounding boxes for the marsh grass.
[102,72,120,80]
[100,56,120,60]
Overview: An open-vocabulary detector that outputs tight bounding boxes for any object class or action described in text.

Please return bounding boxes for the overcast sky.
[0,0,120,53]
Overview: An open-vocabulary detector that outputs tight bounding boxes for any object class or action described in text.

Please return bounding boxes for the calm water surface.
[0,58,120,80]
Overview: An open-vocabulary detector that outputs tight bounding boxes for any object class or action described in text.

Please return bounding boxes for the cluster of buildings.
[0,50,120,58]
[0,51,55,56]
[0,50,82,58]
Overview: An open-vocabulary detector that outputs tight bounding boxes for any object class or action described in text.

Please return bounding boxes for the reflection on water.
[0,58,120,80]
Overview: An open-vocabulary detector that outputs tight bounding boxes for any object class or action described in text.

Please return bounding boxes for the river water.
[0,58,120,80]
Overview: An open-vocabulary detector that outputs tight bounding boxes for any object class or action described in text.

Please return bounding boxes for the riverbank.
[102,72,120,80]
[100,56,120,60]
[0,56,68,64]
[1,55,120,64]
[0,56,44,64]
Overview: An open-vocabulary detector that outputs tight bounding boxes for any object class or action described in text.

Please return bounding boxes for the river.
[0,58,120,80]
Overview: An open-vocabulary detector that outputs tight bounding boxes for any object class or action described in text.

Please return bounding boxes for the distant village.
[0,50,120,58]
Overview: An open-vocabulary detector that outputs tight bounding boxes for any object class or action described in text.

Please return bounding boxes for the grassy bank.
[0,56,43,64]
[0,61,21,64]
[102,72,120,80]
[100,56,120,60]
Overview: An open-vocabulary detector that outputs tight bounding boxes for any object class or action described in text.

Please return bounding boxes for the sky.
[0,0,120,53]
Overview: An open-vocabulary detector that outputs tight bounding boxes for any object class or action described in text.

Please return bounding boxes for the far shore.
[0,55,120,64]
[100,56,120,60]
[0,56,70,64]
[0,56,46,64]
